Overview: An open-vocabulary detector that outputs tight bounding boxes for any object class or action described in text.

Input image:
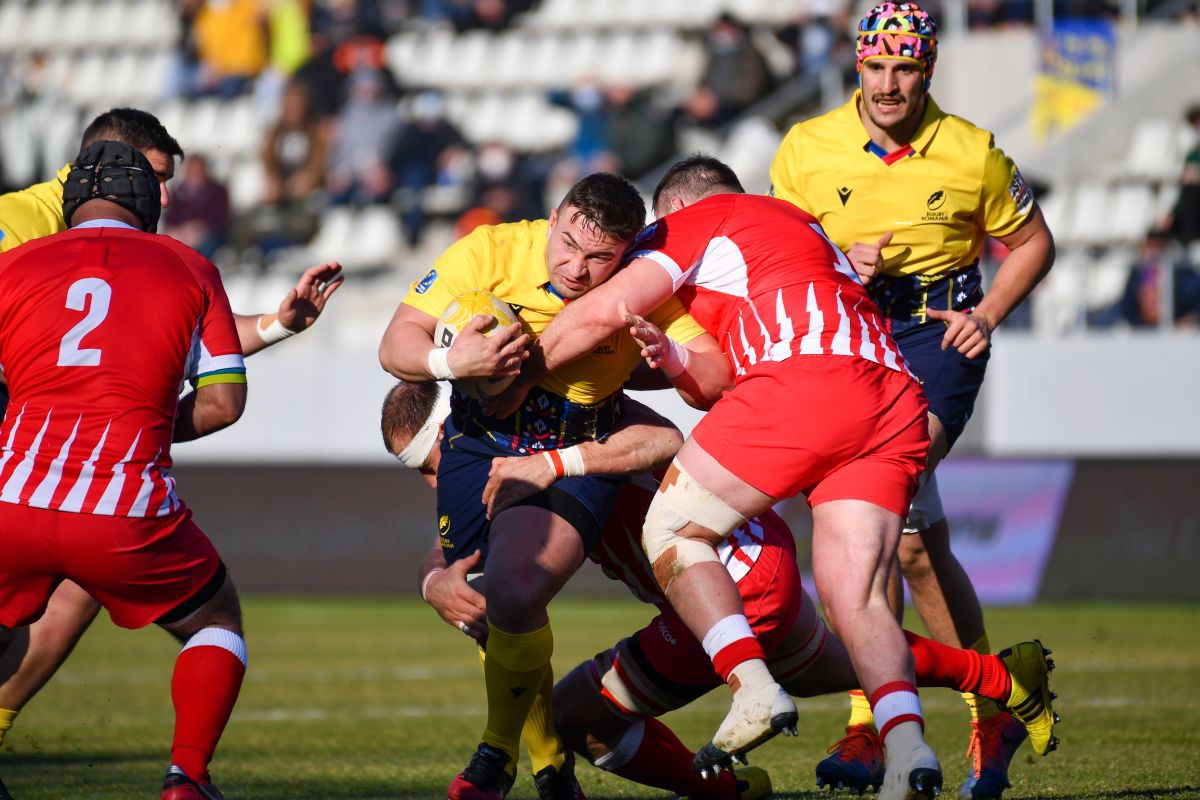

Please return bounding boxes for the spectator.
[680,14,774,129]
[389,91,469,244]
[167,0,205,99]
[193,0,269,99]
[1167,104,1200,245]
[469,141,544,223]
[325,69,401,205]
[291,31,345,121]
[262,81,328,206]
[160,153,231,261]
[256,81,327,253]
[254,0,315,118]
[605,83,676,178]
[1093,232,1200,328]
[551,79,613,169]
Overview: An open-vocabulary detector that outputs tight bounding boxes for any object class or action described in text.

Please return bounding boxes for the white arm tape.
[560,445,586,477]
[662,338,690,378]
[427,347,456,380]
[257,318,297,345]
[419,568,443,602]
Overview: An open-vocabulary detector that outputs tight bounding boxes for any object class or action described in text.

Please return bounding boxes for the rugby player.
[768,4,1055,793]
[379,173,730,800]
[0,108,342,786]
[0,141,251,800]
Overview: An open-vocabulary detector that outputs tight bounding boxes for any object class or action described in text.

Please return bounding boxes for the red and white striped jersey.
[629,194,912,380]
[0,223,245,518]
[590,474,792,608]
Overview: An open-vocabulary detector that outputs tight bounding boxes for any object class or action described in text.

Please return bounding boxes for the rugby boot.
[532,750,586,800]
[734,765,774,799]
[160,765,226,800]
[957,713,1027,799]
[448,743,516,800]
[814,724,885,793]
[998,640,1059,756]
[878,736,942,800]
[693,683,797,776]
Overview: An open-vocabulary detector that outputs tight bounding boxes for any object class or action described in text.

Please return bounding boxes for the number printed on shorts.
[58,278,112,367]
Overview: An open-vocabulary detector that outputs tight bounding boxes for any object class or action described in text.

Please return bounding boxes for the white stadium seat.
[1124,118,1184,182]
[1066,181,1112,247]
[1109,184,1157,245]
[1085,247,1134,312]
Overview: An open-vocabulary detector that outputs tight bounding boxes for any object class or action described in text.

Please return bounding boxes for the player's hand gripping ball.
[434,290,521,400]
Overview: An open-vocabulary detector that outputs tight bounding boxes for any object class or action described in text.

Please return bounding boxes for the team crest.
[926,190,946,210]
[415,269,438,294]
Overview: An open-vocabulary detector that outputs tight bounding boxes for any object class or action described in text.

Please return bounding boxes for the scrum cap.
[62,140,161,232]
[856,2,938,86]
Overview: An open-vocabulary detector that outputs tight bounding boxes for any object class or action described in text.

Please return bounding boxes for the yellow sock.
[482,621,556,764]
[0,706,16,746]
[847,689,875,728]
[522,667,565,774]
[962,633,1002,721]
[476,646,563,772]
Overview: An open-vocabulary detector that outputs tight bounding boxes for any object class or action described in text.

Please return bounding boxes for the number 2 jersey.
[0,223,246,518]
[629,193,913,381]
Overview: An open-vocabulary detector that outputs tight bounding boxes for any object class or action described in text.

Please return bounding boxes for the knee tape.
[642,462,746,593]
[903,470,945,534]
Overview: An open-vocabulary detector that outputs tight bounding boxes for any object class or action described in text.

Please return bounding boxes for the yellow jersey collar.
[846,90,945,157]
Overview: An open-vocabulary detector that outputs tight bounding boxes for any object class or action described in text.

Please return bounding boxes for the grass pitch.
[2,599,1198,799]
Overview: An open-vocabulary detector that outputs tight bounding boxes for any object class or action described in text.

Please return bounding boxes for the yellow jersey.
[403,219,706,406]
[770,93,1034,279]
[0,164,70,254]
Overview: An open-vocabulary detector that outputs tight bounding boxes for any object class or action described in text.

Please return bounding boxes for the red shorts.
[0,503,221,630]
[586,517,810,718]
[691,357,930,516]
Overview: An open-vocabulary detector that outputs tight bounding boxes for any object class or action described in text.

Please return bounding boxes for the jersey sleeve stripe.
[193,370,248,388]
[630,249,685,290]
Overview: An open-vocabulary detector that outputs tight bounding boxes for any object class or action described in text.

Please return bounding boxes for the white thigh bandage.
[642,461,746,593]
[903,470,945,534]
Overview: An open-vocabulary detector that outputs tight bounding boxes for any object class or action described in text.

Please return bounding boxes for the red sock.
[613,717,739,800]
[170,632,246,783]
[904,631,1011,700]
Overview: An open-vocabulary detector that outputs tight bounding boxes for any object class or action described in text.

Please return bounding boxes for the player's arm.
[235,262,345,356]
[621,307,731,410]
[928,207,1055,358]
[173,381,247,442]
[481,396,683,518]
[486,258,675,417]
[417,543,487,641]
[378,302,528,382]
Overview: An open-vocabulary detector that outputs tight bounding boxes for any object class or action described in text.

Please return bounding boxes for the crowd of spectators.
[150,0,820,263]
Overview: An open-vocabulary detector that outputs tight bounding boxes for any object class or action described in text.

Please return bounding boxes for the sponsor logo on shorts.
[415,269,437,294]
[656,619,677,645]
[837,186,853,206]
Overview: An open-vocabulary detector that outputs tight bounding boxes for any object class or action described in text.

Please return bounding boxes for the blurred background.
[0,0,1196,602]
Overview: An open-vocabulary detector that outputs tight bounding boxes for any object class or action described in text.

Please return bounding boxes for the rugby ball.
[434,290,521,400]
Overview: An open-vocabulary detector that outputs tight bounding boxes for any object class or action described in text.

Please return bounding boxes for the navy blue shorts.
[871,265,989,448]
[435,392,626,567]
